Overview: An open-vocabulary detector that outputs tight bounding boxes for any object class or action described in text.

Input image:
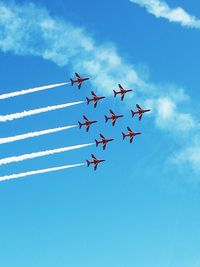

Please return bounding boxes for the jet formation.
[70,72,151,170]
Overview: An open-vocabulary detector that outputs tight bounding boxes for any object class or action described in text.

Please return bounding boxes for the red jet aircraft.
[95,133,114,150]
[86,154,105,171]
[86,91,105,108]
[70,72,89,89]
[122,127,141,143]
[78,115,97,132]
[113,84,133,101]
[131,104,150,121]
[105,109,124,126]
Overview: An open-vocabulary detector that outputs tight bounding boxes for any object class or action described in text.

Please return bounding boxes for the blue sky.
[0,0,200,266]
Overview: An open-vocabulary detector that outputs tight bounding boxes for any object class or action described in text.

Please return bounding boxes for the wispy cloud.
[0,2,199,172]
[145,95,198,133]
[0,2,144,95]
[129,0,200,29]
[172,138,200,173]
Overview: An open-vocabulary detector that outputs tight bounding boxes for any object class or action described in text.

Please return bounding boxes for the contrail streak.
[0,143,94,165]
[0,125,77,145]
[0,82,69,100]
[0,163,85,182]
[0,101,84,122]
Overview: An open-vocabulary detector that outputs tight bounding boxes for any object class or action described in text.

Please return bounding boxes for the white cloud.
[0,2,143,95]
[145,96,197,133]
[0,1,199,172]
[130,0,200,29]
[172,138,200,173]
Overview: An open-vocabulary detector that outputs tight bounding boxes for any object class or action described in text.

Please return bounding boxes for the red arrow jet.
[105,109,124,126]
[78,115,97,132]
[131,104,150,121]
[86,91,105,108]
[70,72,89,89]
[86,154,105,171]
[113,84,133,101]
[122,127,141,143]
[95,133,114,150]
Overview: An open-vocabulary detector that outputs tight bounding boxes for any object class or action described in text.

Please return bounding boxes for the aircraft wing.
[100,133,105,139]
[91,91,96,97]
[136,104,142,111]
[103,143,106,150]
[78,82,82,89]
[112,118,116,126]
[118,84,123,90]
[75,72,81,78]
[127,127,132,133]
[121,93,125,101]
[130,136,134,143]
[109,109,115,115]
[94,163,98,171]
[86,125,90,132]
[94,101,98,108]
[83,115,89,122]
[91,154,97,160]
[139,113,143,121]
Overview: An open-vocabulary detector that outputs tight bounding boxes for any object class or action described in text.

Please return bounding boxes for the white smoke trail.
[0,143,94,165]
[0,125,77,145]
[0,101,84,122]
[0,82,69,100]
[0,163,85,182]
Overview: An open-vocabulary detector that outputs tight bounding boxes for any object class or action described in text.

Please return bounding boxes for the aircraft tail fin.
[105,115,109,123]
[113,90,117,97]
[95,139,99,147]
[131,110,136,117]
[78,121,83,129]
[70,78,75,86]
[122,132,126,140]
[86,97,90,105]
[86,160,90,167]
